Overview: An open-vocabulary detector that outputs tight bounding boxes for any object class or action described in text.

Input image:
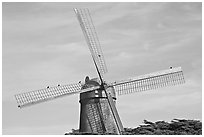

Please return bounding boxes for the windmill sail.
[74,8,108,79]
[110,67,185,96]
[74,8,124,134]
[15,83,100,108]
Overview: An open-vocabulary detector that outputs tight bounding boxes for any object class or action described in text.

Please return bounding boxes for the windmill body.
[14,8,185,135]
[79,77,119,133]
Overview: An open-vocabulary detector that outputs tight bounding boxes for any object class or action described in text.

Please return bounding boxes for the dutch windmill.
[14,8,185,135]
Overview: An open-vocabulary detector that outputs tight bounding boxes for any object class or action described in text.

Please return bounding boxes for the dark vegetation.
[65,119,202,135]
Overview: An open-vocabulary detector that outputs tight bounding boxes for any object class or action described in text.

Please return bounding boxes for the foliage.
[65,119,202,135]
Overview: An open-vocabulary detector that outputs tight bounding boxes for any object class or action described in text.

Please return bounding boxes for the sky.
[2,2,202,135]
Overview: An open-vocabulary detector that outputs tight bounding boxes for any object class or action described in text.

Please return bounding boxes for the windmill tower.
[14,8,185,135]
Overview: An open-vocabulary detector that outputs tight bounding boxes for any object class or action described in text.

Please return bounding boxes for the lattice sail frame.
[74,8,108,79]
[110,67,185,96]
[15,67,185,108]
[14,8,185,112]
[15,83,100,108]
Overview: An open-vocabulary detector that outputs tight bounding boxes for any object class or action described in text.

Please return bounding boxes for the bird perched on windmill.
[14,8,185,135]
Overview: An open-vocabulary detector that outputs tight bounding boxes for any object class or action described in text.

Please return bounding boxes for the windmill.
[14,8,185,135]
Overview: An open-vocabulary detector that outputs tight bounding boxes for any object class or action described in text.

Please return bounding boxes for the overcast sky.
[2,2,202,135]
